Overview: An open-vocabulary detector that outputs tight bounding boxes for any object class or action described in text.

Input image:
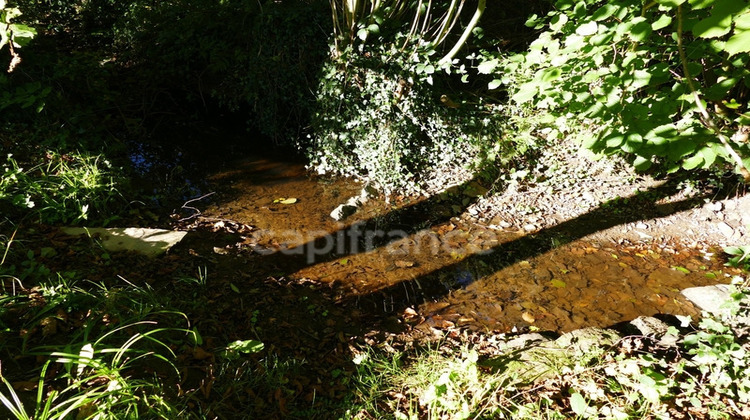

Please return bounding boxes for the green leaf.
[230,283,240,293]
[633,155,653,171]
[357,28,368,41]
[542,68,562,82]
[657,0,686,7]
[477,58,499,74]
[549,13,569,31]
[725,29,750,55]
[592,4,618,21]
[682,153,705,170]
[698,145,717,167]
[488,79,502,90]
[689,0,716,9]
[570,392,589,416]
[629,18,652,41]
[693,14,733,38]
[512,82,538,104]
[576,21,598,36]
[734,11,750,29]
[652,14,673,30]
[672,265,691,273]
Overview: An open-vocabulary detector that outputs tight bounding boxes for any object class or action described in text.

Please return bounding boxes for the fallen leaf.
[522,312,536,323]
[550,279,567,288]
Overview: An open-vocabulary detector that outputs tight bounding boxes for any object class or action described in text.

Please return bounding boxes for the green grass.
[0,151,123,225]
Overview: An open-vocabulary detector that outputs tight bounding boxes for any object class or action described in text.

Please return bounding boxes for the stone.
[330,184,376,221]
[62,227,187,257]
[628,316,679,347]
[717,222,734,238]
[681,284,732,316]
[628,316,670,337]
[555,327,621,361]
[330,204,358,221]
[501,333,553,351]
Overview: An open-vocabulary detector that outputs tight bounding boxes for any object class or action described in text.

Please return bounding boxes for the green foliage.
[0,0,36,72]
[0,269,196,419]
[489,0,750,176]
[0,152,122,224]
[725,244,750,270]
[310,38,507,194]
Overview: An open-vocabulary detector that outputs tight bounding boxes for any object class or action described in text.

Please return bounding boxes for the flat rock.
[501,333,553,351]
[681,284,732,316]
[628,316,670,337]
[555,327,620,360]
[62,227,187,257]
[627,316,679,346]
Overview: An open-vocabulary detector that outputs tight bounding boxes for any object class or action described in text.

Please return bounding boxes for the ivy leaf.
[725,29,750,55]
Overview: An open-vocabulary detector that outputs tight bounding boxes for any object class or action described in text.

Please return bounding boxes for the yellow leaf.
[279,198,298,204]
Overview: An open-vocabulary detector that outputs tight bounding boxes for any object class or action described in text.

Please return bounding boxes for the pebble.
[635,222,648,229]
[717,222,734,238]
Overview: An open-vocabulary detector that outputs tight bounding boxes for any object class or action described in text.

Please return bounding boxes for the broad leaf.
[725,29,750,55]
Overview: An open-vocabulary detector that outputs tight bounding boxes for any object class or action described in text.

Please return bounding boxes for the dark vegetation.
[1,0,750,418]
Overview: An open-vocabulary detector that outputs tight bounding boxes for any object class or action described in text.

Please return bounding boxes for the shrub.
[484,0,750,178]
[309,39,508,195]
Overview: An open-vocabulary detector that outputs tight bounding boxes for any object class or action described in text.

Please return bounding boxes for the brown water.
[199,155,737,333]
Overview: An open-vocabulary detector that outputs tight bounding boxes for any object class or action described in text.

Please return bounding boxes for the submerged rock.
[62,227,187,257]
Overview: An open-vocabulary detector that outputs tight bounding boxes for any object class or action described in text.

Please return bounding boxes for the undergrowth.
[347,277,750,419]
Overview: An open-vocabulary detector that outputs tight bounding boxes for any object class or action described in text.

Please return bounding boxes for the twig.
[178,192,216,222]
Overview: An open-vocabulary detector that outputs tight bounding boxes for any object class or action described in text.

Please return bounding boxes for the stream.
[166,152,738,334]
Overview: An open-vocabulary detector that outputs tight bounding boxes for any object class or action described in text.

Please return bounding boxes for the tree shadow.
[348,178,706,316]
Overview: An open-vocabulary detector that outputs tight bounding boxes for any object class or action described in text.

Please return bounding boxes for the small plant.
[725,245,750,271]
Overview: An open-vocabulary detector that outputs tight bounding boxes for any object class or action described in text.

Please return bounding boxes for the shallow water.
[198,154,737,333]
